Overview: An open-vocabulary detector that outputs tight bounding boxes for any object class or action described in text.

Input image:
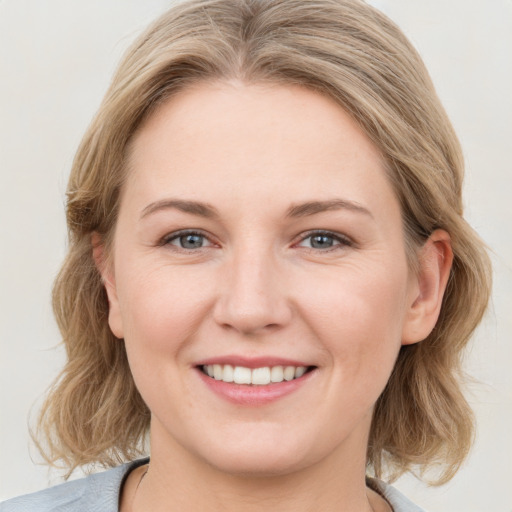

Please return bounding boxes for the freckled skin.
[101,81,449,512]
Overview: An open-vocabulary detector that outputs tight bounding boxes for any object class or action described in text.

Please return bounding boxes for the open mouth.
[199,364,316,385]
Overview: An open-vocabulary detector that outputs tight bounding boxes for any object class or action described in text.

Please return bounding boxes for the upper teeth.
[203,364,307,385]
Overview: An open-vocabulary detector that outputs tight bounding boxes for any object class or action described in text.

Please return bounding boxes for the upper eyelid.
[160,229,215,246]
[295,230,353,245]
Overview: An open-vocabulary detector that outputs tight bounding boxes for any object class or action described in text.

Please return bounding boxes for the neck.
[130,422,382,512]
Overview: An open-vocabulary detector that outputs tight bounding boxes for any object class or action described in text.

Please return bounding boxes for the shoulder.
[366,477,426,512]
[0,459,149,512]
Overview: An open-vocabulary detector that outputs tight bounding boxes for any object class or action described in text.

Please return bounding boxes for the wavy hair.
[35,0,492,484]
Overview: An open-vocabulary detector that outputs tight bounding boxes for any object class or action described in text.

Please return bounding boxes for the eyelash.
[159,229,353,253]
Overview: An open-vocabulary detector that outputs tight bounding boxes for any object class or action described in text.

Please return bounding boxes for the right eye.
[162,231,214,250]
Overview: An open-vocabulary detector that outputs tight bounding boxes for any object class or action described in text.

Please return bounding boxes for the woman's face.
[104,81,423,476]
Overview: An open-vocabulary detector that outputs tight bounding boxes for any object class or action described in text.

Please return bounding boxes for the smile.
[194,356,318,405]
[201,364,311,385]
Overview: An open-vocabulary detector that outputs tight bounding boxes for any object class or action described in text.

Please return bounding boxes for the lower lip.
[196,368,316,406]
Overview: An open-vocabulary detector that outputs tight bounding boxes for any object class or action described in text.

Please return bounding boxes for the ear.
[91,232,124,339]
[401,229,453,345]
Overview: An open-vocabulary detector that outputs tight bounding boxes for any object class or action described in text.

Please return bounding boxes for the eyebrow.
[140,197,373,220]
[140,199,219,220]
[285,199,373,219]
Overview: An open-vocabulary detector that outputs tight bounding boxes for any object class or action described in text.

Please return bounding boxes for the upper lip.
[194,355,314,369]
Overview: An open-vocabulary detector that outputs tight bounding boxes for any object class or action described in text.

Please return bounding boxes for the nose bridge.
[214,240,291,334]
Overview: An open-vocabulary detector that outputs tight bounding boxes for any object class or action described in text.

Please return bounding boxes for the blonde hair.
[36,0,492,484]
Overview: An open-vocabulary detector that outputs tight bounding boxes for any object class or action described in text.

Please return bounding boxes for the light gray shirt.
[0,458,425,512]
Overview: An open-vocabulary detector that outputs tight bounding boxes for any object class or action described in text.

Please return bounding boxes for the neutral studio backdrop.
[0,1,511,510]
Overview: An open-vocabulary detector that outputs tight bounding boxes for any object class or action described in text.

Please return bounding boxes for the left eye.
[164,232,212,249]
[297,232,350,250]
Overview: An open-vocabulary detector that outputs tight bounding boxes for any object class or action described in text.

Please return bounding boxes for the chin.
[204,450,309,477]
[191,432,324,478]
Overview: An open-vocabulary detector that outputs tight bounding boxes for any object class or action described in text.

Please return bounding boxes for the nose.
[213,249,292,336]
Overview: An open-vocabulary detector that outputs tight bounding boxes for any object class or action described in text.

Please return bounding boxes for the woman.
[0,0,491,511]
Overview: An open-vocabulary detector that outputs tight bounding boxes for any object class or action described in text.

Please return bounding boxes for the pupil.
[311,235,333,248]
[181,234,203,248]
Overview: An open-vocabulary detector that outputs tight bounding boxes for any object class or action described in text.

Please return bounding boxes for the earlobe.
[401,229,453,345]
[91,232,124,339]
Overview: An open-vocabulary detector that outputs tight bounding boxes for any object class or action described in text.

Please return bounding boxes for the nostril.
[212,281,293,335]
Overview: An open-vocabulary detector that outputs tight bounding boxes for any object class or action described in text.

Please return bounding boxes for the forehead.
[124,80,397,221]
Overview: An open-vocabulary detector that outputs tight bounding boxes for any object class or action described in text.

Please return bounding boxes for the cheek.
[115,261,216,357]
[114,263,218,417]
[296,262,409,373]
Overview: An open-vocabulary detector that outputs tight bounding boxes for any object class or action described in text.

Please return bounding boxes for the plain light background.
[0,1,510,510]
